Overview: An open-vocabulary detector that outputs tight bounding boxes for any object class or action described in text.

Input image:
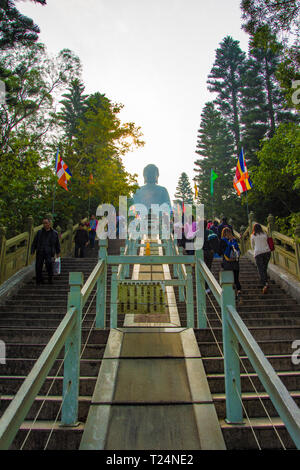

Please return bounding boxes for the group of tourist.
[31,212,272,297]
[182,216,272,300]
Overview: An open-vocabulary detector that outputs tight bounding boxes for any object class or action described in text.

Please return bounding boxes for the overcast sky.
[19,0,250,201]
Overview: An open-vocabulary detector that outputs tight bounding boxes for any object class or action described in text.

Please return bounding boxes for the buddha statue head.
[143,164,159,184]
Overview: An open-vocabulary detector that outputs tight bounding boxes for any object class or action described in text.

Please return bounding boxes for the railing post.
[119,246,125,280]
[267,214,276,265]
[67,219,74,255]
[25,216,34,266]
[61,271,83,426]
[239,225,246,255]
[186,264,194,328]
[178,246,185,302]
[220,270,243,425]
[195,249,207,329]
[248,211,255,233]
[124,240,130,278]
[110,266,119,329]
[294,223,300,280]
[0,226,7,284]
[172,240,178,278]
[96,239,108,329]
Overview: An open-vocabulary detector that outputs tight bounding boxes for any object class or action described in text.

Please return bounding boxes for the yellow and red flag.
[55,149,72,191]
[233,148,253,196]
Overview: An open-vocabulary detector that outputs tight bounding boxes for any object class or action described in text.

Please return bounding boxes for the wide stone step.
[0,318,97,328]
[194,326,300,342]
[202,355,299,374]
[1,358,102,376]
[0,328,109,343]
[220,417,296,450]
[9,421,84,450]
[204,318,300,328]
[0,375,96,396]
[3,342,106,359]
[207,371,300,393]
[198,340,299,357]
[213,391,300,420]
[0,395,91,422]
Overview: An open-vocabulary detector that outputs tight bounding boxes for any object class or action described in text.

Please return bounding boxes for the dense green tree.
[248,26,298,137]
[194,102,247,224]
[240,57,269,164]
[0,0,46,49]
[207,36,246,153]
[276,45,300,111]
[247,122,300,222]
[241,0,300,35]
[174,172,194,205]
[58,79,88,143]
[0,43,82,153]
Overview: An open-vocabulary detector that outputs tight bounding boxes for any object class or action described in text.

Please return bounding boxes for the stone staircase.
[1,241,300,450]
[0,240,126,450]
[193,257,300,450]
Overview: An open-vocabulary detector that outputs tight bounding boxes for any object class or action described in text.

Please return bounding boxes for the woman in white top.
[250,223,271,294]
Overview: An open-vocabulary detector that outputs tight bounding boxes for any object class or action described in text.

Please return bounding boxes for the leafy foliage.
[0,0,47,49]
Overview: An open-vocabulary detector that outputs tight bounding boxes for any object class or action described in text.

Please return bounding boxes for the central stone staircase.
[1,242,300,450]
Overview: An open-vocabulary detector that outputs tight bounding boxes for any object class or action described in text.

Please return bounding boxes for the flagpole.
[245,190,249,222]
[88,192,91,219]
[52,180,57,221]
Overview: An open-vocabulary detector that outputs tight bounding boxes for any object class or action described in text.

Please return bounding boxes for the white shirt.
[251,233,270,257]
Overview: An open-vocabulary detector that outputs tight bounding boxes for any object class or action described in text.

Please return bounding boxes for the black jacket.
[31,228,61,256]
[74,229,89,246]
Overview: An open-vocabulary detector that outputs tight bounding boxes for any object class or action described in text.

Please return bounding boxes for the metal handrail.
[226,304,300,449]
[81,260,104,307]
[196,254,300,449]
[0,307,77,450]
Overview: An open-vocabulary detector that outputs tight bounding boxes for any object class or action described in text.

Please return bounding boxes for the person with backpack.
[217,217,233,239]
[251,223,271,294]
[219,227,241,299]
[210,220,219,236]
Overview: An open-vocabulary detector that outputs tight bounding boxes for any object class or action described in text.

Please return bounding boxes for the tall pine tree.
[194,102,245,221]
[174,172,194,205]
[207,36,246,154]
[58,78,88,143]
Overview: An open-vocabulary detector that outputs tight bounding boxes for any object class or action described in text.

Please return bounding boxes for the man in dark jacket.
[31,218,61,285]
[74,223,89,258]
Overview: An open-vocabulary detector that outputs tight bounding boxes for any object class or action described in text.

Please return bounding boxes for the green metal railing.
[1,234,300,449]
[0,256,106,449]
[193,244,300,449]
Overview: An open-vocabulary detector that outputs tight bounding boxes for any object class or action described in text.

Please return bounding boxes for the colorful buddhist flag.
[55,149,72,191]
[194,182,198,198]
[233,148,253,196]
[210,169,218,195]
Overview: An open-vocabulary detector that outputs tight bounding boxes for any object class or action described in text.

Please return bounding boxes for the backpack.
[208,233,220,254]
[267,236,275,251]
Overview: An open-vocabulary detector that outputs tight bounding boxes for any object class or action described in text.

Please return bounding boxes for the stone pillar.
[0,226,7,284]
